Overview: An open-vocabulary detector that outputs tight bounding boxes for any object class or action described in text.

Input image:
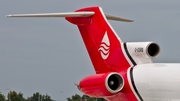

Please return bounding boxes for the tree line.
[0,91,106,101]
[0,91,53,101]
[67,94,105,101]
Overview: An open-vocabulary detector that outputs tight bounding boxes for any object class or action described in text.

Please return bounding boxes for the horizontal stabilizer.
[105,14,134,22]
[7,12,133,22]
[6,12,95,17]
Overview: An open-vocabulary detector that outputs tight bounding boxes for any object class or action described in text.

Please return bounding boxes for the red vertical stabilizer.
[66,7,131,73]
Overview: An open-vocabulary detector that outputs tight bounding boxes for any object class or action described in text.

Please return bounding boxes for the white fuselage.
[133,63,180,101]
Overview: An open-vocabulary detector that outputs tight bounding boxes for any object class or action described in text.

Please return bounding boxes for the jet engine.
[124,42,160,64]
[78,72,124,97]
[126,42,160,58]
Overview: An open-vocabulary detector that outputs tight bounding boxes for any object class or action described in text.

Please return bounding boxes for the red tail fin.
[66,6,131,73]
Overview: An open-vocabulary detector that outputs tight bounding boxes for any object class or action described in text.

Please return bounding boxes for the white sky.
[1,1,180,101]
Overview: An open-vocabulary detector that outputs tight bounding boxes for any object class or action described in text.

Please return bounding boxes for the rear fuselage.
[131,63,180,101]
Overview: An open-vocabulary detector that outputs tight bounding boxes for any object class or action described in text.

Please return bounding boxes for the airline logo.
[98,31,110,59]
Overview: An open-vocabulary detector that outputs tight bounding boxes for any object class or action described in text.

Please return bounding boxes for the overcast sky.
[1,1,180,101]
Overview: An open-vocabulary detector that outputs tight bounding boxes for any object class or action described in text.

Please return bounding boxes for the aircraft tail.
[7,6,134,74]
[65,7,133,73]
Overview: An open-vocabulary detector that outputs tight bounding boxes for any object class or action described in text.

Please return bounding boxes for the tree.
[27,92,41,101]
[18,92,26,101]
[82,95,96,101]
[67,94,81,101]
[0,93,5,101]
[97,98,106,101]
[67,94,106,101]
[27,92,53,101]
[7,91,26,101]
[41,94,53,101]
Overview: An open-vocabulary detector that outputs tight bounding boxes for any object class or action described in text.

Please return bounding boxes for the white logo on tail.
[98,31,110,59]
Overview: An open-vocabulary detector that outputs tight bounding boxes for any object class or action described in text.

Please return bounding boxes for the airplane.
[7,6,180,101]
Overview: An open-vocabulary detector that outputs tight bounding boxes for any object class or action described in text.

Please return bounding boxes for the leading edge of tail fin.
[7,6,134,73]
[66,6,133,73]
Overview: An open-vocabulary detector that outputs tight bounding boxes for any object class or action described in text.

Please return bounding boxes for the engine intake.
[147,43,160,58]
[106,73,124,93]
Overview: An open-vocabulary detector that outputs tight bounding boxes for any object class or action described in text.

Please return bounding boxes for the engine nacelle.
[126,42,160,58]
[78,72,124,97]
[125,42,160,64]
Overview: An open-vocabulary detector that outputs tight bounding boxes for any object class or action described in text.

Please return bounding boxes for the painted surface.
[133,63,180,101]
